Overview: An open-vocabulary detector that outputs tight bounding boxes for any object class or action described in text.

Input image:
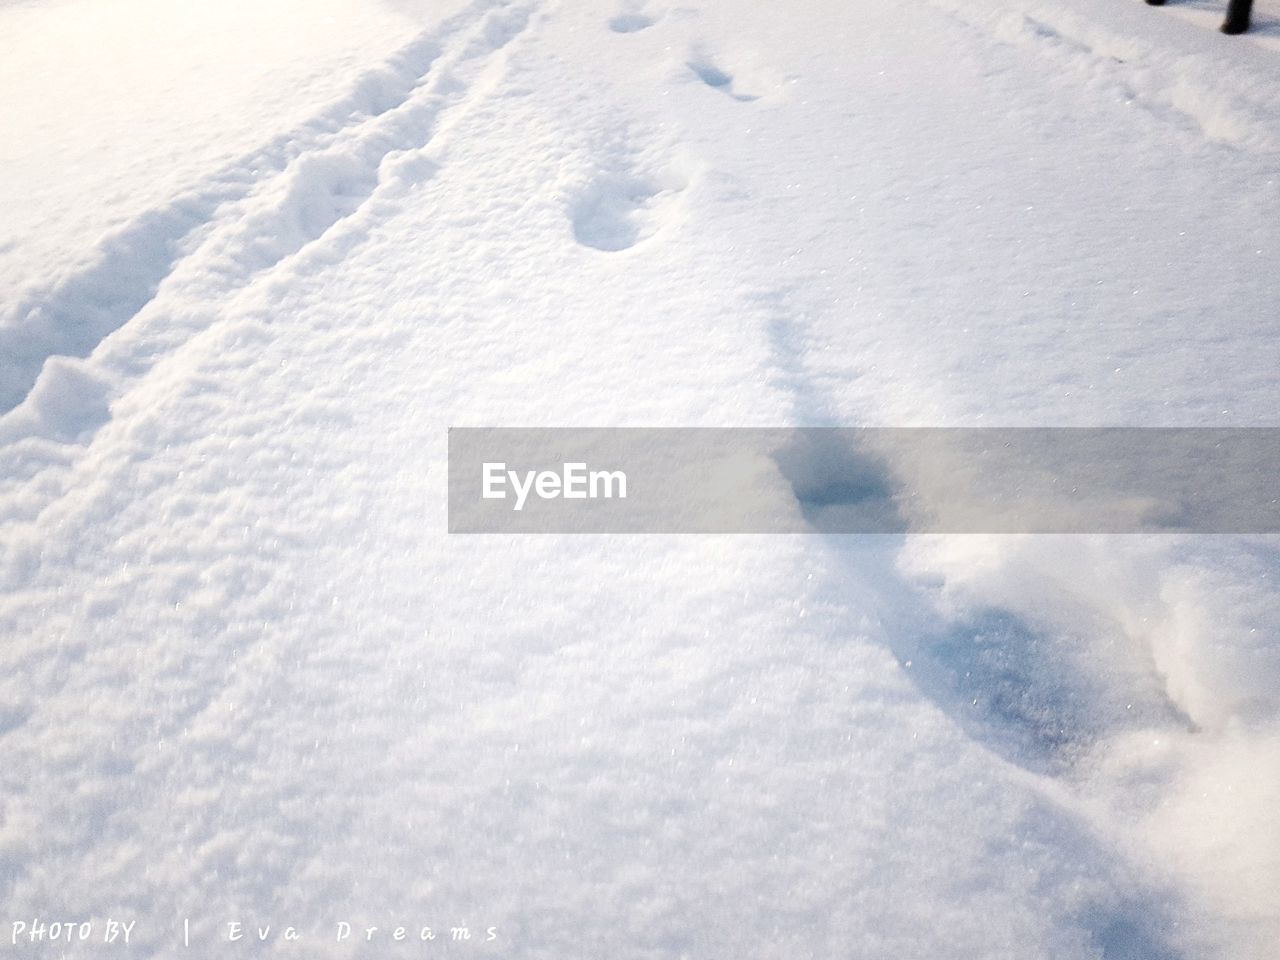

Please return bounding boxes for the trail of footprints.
[0,0,537,442]
[575,6,767,253]
[4,0,781,440]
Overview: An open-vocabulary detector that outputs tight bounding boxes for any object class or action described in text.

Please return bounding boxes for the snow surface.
[2,0,1279,957]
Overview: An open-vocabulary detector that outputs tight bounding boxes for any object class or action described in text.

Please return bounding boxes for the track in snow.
[0,0,538,440]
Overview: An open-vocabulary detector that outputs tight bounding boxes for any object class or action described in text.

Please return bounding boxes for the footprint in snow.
[608,12,655,33]
[569,166,687,252]
[687,52,759,102]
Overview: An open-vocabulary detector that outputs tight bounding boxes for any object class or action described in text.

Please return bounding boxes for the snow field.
[1,0,1279,957]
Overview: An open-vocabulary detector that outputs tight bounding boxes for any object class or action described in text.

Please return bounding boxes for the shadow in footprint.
[916,609,1096,774]
[772,429,905,533]
[571,169,684,252]
[0,703,32,738]
[572,179,656,251]
[688,58,759,102]
[609,13,654,33]
[881,601,1197,778]
[1089,907,1186,960]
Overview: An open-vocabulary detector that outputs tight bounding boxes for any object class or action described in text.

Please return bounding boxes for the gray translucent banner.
[447,428,1280,534]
